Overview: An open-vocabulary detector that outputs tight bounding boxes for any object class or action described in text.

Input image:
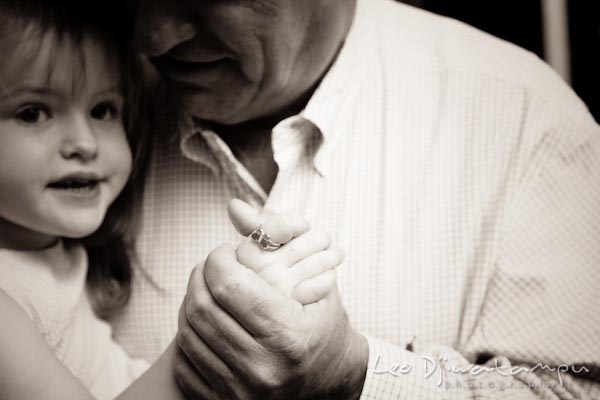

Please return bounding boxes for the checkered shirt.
[111,0,600,398]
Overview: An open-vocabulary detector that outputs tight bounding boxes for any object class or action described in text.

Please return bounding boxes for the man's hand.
[173,201,369,399]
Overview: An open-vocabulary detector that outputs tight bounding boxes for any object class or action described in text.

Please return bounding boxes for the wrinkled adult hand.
[174,201,369,399]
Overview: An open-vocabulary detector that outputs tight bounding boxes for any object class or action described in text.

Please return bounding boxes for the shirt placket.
[200,130,268,209]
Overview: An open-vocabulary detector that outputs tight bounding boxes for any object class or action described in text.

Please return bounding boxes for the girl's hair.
[0,0,151,318]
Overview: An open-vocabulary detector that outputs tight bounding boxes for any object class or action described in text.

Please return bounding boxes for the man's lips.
[150,54,233,82]
[165,50,230,64]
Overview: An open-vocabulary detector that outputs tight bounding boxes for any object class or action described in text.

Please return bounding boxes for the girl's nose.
[60,115,98,161]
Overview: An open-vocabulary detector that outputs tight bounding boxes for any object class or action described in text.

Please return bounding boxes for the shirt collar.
[300,0,374,176]
[179,0,375,177]
[179,119,222,177]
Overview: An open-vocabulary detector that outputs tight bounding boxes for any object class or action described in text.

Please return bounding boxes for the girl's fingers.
[228,199,261,236]
[235,239,271,273]
[260,214,300,244]
[236,229,333,273]
[291,269,338,304]
[288,246,345,282]
[228,199,309,244]
[276,229,332,266]
[251,247,344,300]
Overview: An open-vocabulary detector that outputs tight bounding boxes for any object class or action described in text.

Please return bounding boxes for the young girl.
[0,1,342,399]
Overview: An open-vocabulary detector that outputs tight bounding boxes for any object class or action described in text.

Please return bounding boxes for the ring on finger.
[249,226,282,251]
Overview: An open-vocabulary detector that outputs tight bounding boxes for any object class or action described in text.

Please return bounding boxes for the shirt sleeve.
[359,101,600,399]
[360,336,600,399]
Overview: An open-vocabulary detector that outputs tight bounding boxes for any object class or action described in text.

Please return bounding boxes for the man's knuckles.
[185,282,217,322]
[176,327,197,356]
[209,274,245,307]
[204,244,236,275]
[248,363,287,393]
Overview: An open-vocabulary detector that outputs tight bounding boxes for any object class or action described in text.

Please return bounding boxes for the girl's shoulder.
[0,242,88,335]
[0,288,94,399]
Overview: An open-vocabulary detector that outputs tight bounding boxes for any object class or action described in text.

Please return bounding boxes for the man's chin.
[183,93,257,125]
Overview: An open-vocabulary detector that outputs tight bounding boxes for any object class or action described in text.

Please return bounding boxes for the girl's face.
[0,27,133,250]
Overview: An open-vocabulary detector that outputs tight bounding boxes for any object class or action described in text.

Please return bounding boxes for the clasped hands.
[174,199,368,399]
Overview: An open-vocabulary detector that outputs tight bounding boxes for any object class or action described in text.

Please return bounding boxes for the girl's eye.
[91,102,120,121]
[15,105,52,124]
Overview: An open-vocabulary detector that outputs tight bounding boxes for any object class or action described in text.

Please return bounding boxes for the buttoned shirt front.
[112,0,600,398]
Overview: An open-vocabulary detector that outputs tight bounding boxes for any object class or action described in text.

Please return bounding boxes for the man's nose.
[60,115,98,162]
[134,1,198,56]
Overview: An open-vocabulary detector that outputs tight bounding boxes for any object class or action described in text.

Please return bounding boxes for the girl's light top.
[0,241,149,400]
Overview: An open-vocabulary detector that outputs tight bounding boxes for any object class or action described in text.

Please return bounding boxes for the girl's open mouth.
[47,174,104,195]
[48,178,99,191]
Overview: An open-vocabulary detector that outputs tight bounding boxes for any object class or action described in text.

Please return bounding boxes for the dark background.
[401,0,600,122]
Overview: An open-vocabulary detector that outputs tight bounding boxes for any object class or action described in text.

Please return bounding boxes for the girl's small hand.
[228,199,345,304]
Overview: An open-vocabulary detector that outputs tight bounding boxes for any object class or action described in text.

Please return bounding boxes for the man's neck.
[209,116,277,194]
[210,86,316,194]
